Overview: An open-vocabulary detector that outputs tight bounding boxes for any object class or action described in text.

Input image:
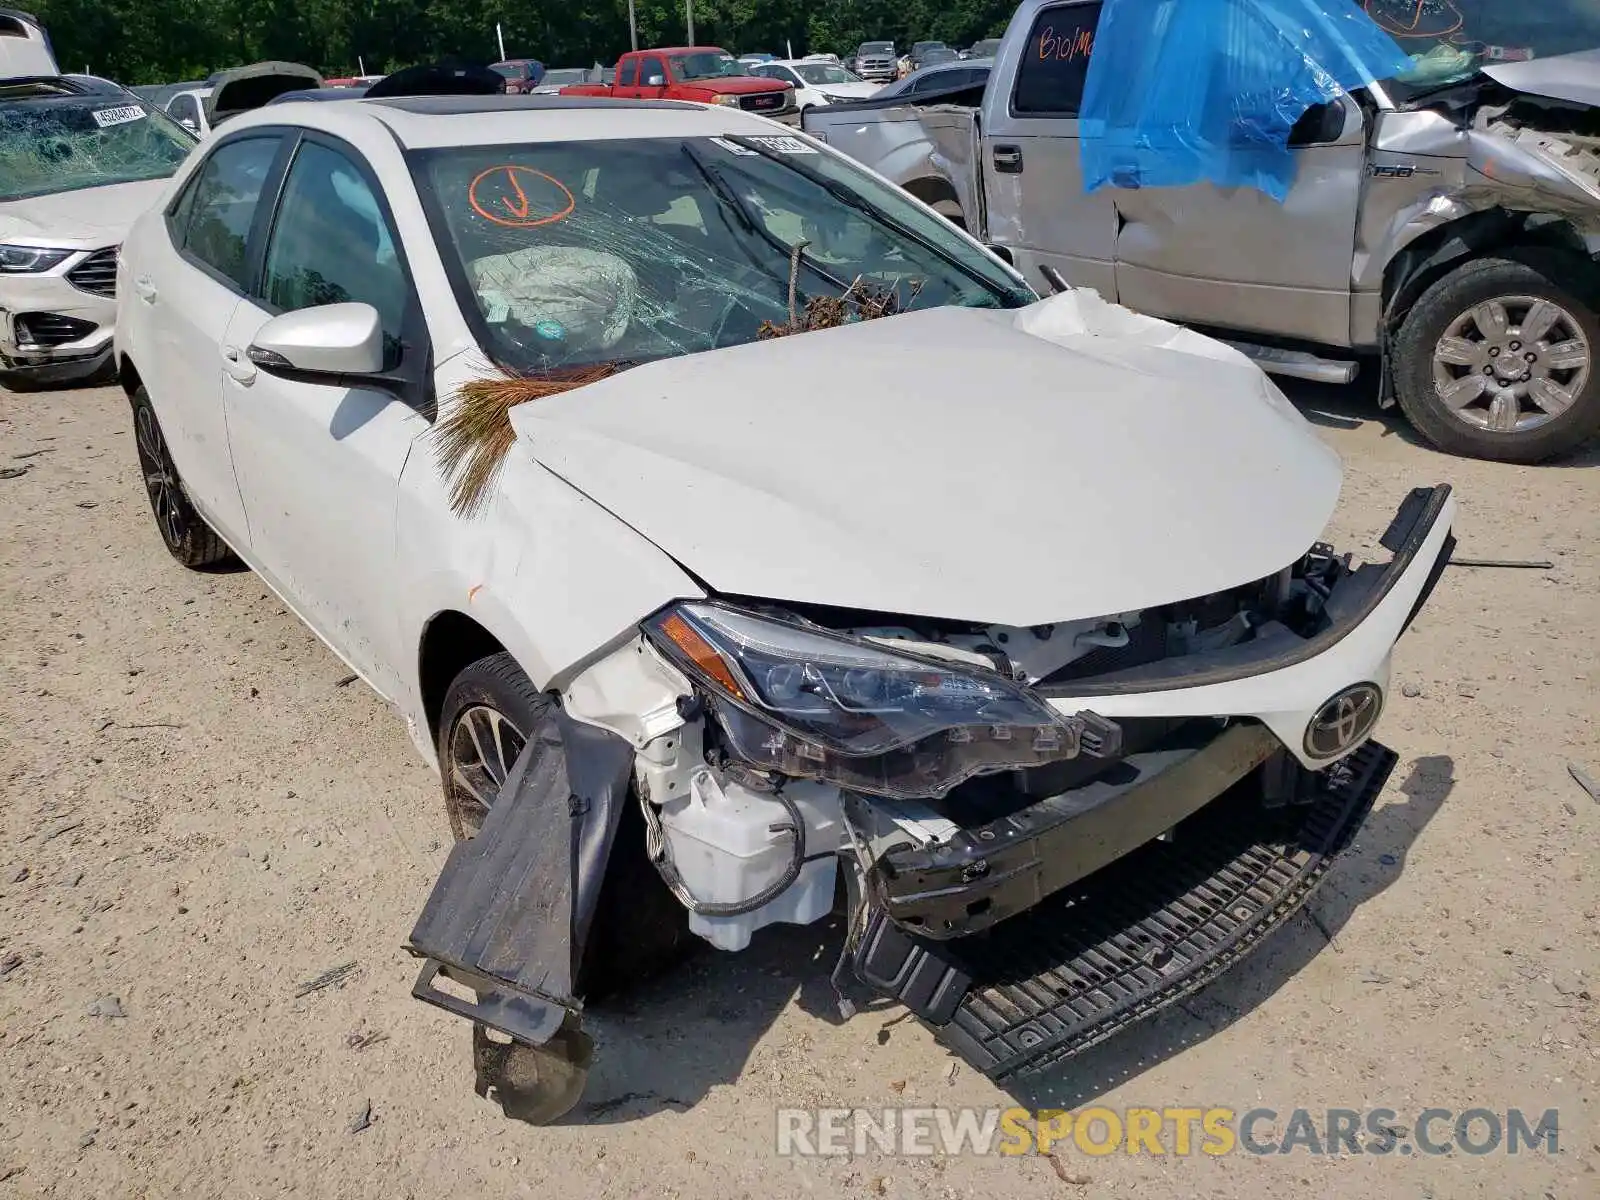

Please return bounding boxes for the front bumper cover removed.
[844,740,1398,1080]
[405,489,1446,1101]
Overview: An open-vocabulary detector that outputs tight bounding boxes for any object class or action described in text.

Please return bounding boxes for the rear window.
[0,95,193,202]
[1012,1,1103,117]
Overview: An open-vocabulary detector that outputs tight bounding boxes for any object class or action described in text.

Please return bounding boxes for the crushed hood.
[0,177,171,244]
[509,296,1343,627]
[1484,48,1600,109]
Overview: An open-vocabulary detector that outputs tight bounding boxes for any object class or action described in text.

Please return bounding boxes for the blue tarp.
[1079,0,1411,200]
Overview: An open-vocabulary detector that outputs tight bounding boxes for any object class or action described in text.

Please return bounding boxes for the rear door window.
[618,58,638,87]
[1012,1,1103,117]
[176,136,282,289]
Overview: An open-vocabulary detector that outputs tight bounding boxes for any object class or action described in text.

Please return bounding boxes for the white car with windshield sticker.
[1,79,194,387]
[114,93,1457,1123]
[746,58,884,109]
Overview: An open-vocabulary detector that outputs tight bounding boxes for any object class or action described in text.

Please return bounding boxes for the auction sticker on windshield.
[92,105,147,129]
[709,137,758,155]
[743,134,818,155]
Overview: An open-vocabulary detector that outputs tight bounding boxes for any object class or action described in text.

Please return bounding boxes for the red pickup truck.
[561,46,796,119]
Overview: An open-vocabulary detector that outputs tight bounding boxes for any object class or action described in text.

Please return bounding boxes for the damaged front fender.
[406,703,632,1052]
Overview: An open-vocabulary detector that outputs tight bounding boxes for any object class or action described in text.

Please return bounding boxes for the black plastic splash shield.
[405,705,633,1047]
[851,741,1397,1081]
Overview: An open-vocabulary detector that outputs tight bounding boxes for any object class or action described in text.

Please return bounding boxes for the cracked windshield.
[1370,0,1600,92]
[0,95,192,202]
[414,134,1032,374]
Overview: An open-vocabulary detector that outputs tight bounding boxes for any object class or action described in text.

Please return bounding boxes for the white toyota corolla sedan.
[115,93,1456,1121]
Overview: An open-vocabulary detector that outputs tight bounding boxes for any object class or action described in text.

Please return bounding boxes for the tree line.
[30,0,1019,84]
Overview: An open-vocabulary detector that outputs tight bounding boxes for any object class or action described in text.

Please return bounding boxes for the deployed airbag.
[470,246,638,349]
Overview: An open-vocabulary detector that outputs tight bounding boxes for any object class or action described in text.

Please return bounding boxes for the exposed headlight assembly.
[644,602,1117,799]
[711,93,742,107]
[0,244,74,273]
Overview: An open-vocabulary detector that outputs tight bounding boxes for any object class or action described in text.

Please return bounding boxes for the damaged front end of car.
[405,481,1456,1121]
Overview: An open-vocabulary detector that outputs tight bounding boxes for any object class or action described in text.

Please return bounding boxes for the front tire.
[130,386,236,568]
[436,653,691,994]
[438,651,547,841]
[1392,251,1600,462]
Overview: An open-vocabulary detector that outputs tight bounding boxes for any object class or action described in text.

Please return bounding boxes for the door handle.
[133,276,158,304]
[221,344,257,385]
[992,144,1024,174]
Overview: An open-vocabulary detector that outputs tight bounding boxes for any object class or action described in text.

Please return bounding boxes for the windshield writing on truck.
[413,136,1032,375]
[0,97,193,202]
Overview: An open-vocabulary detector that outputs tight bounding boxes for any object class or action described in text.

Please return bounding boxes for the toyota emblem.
[1304,683,1383,760]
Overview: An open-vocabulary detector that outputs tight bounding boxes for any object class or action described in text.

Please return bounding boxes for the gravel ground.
[0,378,1596,1199]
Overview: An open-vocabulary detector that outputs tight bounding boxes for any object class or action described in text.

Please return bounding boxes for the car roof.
[0,76,91,100]
[234,93,799,149]
[268,86,367,103]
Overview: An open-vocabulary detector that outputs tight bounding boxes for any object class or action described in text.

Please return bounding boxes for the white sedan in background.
[114,92,1454,1123]
[746,58,883,108]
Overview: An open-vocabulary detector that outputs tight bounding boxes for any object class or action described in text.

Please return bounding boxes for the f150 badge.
[1370,162,1442,178]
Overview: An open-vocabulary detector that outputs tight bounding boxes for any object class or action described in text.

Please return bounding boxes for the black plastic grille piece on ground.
[929,740,1397,1080]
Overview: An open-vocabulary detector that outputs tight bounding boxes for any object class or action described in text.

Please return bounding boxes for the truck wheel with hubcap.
[130,386,237,569]
[1392,251,1600,463]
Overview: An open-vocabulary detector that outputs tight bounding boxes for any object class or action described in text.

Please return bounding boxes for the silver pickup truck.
[803,0,1600,463]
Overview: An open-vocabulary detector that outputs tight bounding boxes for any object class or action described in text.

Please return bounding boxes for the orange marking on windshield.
[468,165,575,228]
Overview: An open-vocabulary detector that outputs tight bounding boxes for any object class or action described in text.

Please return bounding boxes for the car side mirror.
[179,117,198,131]
[247,302,384,378]
[645,74,666,86]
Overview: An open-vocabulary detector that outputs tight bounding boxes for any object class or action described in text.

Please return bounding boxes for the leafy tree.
[31,0,1022,83]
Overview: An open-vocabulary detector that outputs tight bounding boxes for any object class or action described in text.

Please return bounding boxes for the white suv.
[0,79,193,387]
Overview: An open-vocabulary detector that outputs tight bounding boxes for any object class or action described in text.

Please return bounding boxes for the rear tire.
[1392,251,1600,462]
[130,386,236,569]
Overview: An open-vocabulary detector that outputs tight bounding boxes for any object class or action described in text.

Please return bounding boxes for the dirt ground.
[0,377,1596,1199]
